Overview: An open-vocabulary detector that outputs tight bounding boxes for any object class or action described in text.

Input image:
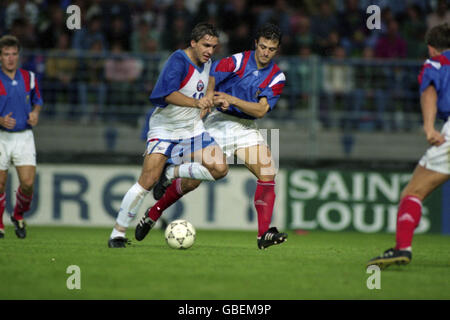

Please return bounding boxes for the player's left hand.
[214,97,230,111]
[27,111,39,126]
[213,92,232,110]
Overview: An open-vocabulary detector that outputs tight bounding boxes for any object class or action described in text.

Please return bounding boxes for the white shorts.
[204,110,266,158]
[0,130,36,170]
[419,119,450,174]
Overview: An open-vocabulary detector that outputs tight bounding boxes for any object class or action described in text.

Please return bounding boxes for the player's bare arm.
[0,112,16,130]
[421,85,445,146]
[165,91,213,110]
[27,105,42,127]
[213,91,270,118]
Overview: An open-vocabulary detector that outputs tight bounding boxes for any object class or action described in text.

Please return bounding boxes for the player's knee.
[138,172,159,190]
[20,181,35,195]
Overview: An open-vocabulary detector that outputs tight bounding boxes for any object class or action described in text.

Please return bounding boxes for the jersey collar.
[179,49,205,73]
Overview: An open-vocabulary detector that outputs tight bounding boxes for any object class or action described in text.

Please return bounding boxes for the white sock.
[166,165,175,181]
[177,162,215,181]
[115,182,149,228]
[110,228,125,239]
[399,246,412,252]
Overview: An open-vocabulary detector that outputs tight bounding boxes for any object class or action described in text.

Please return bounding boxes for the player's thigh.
[401,165,450,200]
[138,153,168,189]
[15,165,36,189]
[236,144,276,181]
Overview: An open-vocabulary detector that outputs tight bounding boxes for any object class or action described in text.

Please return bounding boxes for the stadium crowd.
[0,0,449,58]
[0,0,449,127]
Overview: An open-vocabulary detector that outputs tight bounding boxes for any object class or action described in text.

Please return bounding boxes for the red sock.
[13,188,33,220]
[395,195,422,250]
[254,180,276,238]
[148,178,183,221]
[0,193,5,229]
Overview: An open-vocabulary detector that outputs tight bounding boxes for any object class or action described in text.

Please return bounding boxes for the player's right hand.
[196,96,214,110]
[425,128,445,146]
[0,112,16,130]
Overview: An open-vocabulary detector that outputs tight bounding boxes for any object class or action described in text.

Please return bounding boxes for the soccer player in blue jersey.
[368,23,450,269]
[108,23,229,248]
[0,35,43,239]
[135,23,288,250]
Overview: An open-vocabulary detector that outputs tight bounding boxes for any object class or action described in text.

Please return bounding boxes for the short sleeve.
[259,72,286,112]
[150,51,188,108]
[418,61,441,93]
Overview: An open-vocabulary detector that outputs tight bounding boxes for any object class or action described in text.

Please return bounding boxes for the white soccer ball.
[164,219,196,249]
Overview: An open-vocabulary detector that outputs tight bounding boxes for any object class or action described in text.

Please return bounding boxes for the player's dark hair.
[425,23,450,51]
[190,22,219,43]
[255,23,282,46]
[0,35,21,53]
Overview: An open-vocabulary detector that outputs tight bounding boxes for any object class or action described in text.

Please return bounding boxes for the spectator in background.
[426,0,450,30]
[0,2,7,36]
[402,5,428,59]
[38,4,71,50]
[5,0,39,30]
[321,46,354,128]
[227,21,253,54]
[352,46,390,130]
[163,0,193,33]
[221,0,255,34]
[161,15,191,51]
[9,18,37,50]
[291,11,313,52]
[100,0,133,38]
[257,0,294,54]
[194,0,222,26]
[131,18,160,53]
[72,14,107,51]
[311,0,339,55]
[104,41,143,120]
[135,0,164,36]
[374,19,407,59]
[44,33,78,119]
[77,39,107,123]
[107,15,130,51]
[338,0,367,57]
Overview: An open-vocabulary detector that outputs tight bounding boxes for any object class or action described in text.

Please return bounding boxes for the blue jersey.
[418,50,450,120]
[0,68,43,132]
[211,50,286,120]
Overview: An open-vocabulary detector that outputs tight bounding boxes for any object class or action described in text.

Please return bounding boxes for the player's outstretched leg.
[367,248,412,270]
[257,227,288,250]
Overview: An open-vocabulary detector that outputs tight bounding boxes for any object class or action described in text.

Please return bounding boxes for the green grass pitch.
[1,226,449,300]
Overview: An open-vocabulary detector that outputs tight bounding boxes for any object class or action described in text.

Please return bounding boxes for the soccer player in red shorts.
[367,23,450,269]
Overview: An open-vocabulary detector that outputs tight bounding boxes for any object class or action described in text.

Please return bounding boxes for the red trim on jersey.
[259,64,281,89]
[235,51,251,78]
[432,54,450,66]
[0,80,6,95]
[179,65,195,89]
[34,78,41,98]
[418,64,431,84]
[19,69,31,92]
[271,82,284,96]
[215,56,236,72]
